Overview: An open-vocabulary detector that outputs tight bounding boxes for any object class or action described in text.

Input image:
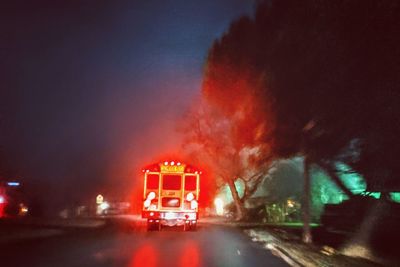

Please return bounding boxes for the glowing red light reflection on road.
[130,244,157,267]
[0,204,4,218]
[180,242,200,267]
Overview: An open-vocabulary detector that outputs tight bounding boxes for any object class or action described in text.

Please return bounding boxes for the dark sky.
[0,0,254,210]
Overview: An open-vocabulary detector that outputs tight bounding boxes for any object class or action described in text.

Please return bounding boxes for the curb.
[247,229,304,267]
[266,243,304,267]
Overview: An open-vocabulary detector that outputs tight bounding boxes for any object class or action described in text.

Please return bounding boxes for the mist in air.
[0,1,255,213]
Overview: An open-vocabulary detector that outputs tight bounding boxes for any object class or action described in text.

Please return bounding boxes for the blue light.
[7,182,20,187]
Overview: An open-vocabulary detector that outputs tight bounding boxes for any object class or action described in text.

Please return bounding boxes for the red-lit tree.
[182,100,272,220]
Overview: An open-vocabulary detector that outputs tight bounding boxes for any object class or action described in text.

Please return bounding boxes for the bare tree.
[182,101,271,220]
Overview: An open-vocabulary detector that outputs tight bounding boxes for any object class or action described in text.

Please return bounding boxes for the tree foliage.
[203,0,400,193]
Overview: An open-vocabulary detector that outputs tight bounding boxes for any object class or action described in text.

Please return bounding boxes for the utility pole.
[302,156,312,243]
[302,119,315,244]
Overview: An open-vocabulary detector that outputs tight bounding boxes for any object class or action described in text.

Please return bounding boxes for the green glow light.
[311,167,348,205]
[311,163,367,207]
[310,162,369,221]
[369,192,381,199]
[391,193,400,203]
[335,163,366,192]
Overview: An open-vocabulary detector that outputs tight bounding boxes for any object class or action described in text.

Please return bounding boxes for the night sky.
[0,0,255,211]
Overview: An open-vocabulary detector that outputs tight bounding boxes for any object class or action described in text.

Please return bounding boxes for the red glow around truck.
[142,161,200,231]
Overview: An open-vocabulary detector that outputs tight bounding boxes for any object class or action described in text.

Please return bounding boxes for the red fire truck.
[142,161,200,231]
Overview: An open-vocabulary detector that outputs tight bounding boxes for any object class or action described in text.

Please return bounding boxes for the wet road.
[0,217,288,267]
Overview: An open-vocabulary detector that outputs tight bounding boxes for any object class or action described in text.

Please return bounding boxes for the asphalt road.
[0,217,288,267]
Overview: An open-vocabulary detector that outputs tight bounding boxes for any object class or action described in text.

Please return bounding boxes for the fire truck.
[142,161,200,231]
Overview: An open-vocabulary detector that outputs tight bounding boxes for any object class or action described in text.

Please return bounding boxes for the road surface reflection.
[130,243,158,267]
[129,228,201,267]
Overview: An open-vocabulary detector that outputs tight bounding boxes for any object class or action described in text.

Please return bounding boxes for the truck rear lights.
[190,200,198,209]
[144,199,151,208]
[186,192,194,201]
[147,191,156,200]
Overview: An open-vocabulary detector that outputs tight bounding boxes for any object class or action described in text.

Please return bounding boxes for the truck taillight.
[147,191,156,200]
[144,192,157,209]
[186,192,194,202]
[190,200,198,209]
[144,199,151,208]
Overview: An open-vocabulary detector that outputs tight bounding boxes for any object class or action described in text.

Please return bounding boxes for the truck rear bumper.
[145,212,198,229]
[142,210,197,221]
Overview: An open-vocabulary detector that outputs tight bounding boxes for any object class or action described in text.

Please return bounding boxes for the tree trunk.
[242,172,265,201]
[302,156,312,243]
[227,178,246,221]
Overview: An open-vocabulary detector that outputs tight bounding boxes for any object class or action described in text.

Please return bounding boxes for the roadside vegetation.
[183,0,400,260]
